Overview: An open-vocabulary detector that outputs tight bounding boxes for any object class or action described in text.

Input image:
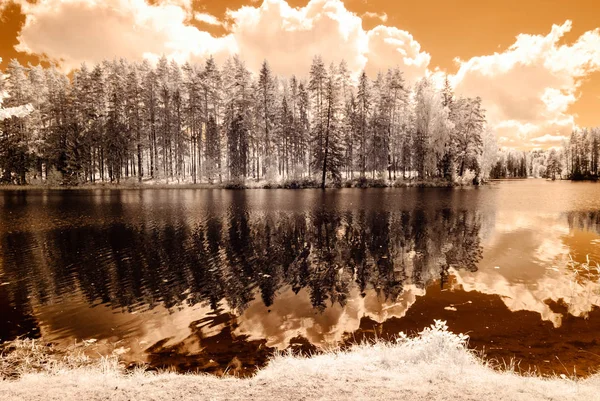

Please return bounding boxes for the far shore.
[0,177,484,190]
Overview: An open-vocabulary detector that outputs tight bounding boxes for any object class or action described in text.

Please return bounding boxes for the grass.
[0,338,125,380]
[1,321,598,401]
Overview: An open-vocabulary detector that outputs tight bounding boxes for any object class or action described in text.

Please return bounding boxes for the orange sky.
[1,0,599,148]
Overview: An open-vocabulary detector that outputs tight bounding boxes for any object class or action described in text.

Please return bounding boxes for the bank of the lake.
[0,176,479,190]
[1,322,598,401]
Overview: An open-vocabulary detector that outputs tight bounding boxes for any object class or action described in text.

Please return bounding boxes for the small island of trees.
[0,56,494,188]
[488,129,599,181]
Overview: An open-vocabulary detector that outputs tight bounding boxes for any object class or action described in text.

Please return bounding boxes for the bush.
[46,167,64,186]
[346,177,388,188]
[280,178,319,189]
[453,169,477,186]
[223,180,247,189]
[392,178,455,188]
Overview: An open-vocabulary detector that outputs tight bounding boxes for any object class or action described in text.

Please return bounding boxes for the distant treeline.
[565,129,600,180]
[0,56,496,187]
[489,128,599,181]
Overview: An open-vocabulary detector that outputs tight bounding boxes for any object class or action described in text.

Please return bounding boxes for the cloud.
[33,290,222,363]
[530,134,566,144]
[234,285,424,348]
[226,0,368,76]
[13,0,429,81]
[454,210,600,328]
[361,11,387,23]
[15,0,236,70]
[453,21,600,149]
[226,0,429,79]
[365,25,430,81]
[194,12,222,26]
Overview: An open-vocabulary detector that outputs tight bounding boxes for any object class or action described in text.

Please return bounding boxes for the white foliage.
[479,126,498,179]
[0,103,34,120]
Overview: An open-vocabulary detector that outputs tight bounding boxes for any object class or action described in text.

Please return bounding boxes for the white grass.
[1,321,599,401]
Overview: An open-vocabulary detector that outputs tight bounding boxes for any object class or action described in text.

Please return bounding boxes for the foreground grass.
[1,321,598,401]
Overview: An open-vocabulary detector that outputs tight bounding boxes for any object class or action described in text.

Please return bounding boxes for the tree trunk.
[321,98,332,190]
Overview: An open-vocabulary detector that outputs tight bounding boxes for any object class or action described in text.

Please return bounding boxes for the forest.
[488,129,600,181]
[0,56,495,187]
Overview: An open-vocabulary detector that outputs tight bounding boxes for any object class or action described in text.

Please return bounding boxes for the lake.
[1,180,599,376]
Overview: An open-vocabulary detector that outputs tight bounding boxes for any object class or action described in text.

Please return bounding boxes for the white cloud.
[226,0,429,79]
[15,0,236,70]
[454,211,600,328]
[194,12,222,26]
[530,134,566,144]
[365,25,430,81]
[361,11,388,23]
[226,0,368,76]
[13,0,429,81]
[234,285,424,348]
[453,21,600,149]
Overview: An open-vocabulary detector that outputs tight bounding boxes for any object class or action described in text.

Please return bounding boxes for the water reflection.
[0,182,599,376]
[1,205,483,323]
[457,209,600,327]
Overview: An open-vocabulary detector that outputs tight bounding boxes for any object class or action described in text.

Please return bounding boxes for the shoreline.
[1,322,598,401]
[0,177,481,191]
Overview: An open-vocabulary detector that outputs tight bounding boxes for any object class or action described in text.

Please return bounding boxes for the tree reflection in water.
[3,184,600,375]
[0,197,487,374]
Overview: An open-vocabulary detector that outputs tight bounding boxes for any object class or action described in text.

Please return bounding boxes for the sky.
[1,0,599,149]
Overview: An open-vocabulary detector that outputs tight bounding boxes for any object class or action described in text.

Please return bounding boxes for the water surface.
[1,180,599,376]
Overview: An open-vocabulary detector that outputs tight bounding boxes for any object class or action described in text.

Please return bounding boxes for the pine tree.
[125,63,144,182]
[440,74,455,180]
[454,97,485,177]
[105,60,128,183]
[277,93,293,178]
[170,60,185,180]
[343,92,357,179]
[228,113,248,181]
[257,60,277,178]
[70,63,94,183]
[141,61,158,179]
[205,115,220,183]
[182,62,201,183]
[1,60,31,184]
[311,64,343,188]
[45,66,74,181]
[370,71,389,178]
[356,70,371,178]
[88,63,107,182]
[156,56,171,180]
[27,64,49,180]
[387,67,406,180]
[297,81,310,177]
[200,56,221,181]
[307,57,327,180]
[413,78,430,179]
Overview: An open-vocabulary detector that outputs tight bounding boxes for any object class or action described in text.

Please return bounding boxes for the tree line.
[564,128,600,180]
[0,56,494,187]
[489,128,599,181]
